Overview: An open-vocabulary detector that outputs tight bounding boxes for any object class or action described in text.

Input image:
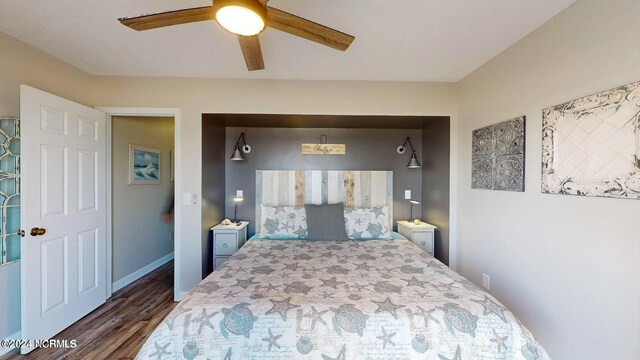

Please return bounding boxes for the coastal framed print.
[129,144,161,185]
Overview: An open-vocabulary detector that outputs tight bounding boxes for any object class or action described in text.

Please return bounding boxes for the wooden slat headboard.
[255,170,393,232]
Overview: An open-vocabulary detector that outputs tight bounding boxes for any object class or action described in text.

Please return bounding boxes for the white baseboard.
[112,252,174,293]
[0,331,21,356]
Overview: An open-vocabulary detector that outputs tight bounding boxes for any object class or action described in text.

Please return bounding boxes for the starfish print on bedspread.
[321,277,344,289]
[405,276,428,288]
[371,207,385,218]
[149,342,170,360]
[284,262,300,271]
[376,326,396,349]
[223,290,239,298]
[371,297,404,319]
[321,291,335,299]
[472,295,508,322]
[235,277,258,289]
[490,329,509,352]
[354,262,373,271]
[192,308,217,334]
[305,306,328,329]
[349,283,369,292]
[261,283,280,292]
[266,297,300,321]
[262,328,282,351]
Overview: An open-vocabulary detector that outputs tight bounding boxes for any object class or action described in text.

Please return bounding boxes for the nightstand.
[212,221,249,270]
[397,220,437,256]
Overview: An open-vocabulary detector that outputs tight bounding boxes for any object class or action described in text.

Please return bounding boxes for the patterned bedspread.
[137,240,550,359]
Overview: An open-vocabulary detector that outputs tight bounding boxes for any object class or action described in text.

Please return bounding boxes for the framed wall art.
[542,81,640,199]
[129,144,161,185]
[472,116,526,192]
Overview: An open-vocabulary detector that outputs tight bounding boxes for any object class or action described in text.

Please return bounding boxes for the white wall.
[92,78,459,297]
[112,116,174,283]
[0,31,95,341]
[456,0,640,359]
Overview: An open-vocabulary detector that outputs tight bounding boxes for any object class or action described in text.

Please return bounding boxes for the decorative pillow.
[305,203,349,241]
[344,206,392,239]
[259,205,308,239]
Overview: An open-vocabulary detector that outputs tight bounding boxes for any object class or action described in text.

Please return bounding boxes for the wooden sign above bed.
[301,144,346,155]
[256,170,393,233]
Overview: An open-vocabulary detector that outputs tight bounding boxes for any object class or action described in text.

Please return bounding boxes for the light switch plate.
[405,190,411,199]
[236,190,243,198]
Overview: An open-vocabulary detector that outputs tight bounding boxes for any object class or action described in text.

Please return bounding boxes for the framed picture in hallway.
[129,144,161,185]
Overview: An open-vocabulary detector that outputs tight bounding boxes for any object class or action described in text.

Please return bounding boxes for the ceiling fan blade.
[119,6,215,31]
[267,7,354,51]
[238,35,265,71]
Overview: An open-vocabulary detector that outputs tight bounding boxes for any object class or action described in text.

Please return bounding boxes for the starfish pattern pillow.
[344,206,392,239]
[259,204,308,239]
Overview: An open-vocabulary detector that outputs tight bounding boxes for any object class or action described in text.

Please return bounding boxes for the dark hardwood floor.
[1,261,176,360]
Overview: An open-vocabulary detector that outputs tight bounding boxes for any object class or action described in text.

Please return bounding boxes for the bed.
[136,171,549,359]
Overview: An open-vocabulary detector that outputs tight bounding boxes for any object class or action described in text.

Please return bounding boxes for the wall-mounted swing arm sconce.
[396,137,421,169]
[230,132,252,161]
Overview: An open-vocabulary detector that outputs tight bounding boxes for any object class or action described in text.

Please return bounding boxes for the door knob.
[30,227,46,236]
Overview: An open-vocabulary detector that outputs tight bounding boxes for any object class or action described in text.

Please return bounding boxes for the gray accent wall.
[223,127,424,237]
[422,119,451,265]
[201,120,226,276]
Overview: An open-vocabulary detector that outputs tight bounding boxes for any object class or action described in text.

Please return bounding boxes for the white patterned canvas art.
[542,81,640,199]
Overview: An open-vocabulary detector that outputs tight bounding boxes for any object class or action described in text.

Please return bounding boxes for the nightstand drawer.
[215,233,238,256]
[215,256,230,269]
[413,231,434,254]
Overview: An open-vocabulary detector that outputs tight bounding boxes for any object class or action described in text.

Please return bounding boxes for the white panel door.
[20,85,107,354]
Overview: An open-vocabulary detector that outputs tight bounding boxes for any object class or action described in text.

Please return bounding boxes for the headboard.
[255,170,393,233]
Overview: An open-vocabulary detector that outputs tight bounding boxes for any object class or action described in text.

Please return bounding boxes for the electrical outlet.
[482,273,491,290]
[404,190,411,199]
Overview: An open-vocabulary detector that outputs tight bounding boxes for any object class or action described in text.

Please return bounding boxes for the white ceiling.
[0,0,575,82]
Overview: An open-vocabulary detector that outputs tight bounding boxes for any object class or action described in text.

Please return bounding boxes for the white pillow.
[259,204,308,239]
[344,206,392,239]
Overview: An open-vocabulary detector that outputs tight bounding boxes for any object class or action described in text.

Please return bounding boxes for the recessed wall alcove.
[201,114,450,275]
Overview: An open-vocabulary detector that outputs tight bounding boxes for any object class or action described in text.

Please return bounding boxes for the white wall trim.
[0,331,21,357]
[112,252,174,293]
[97,107,182,302]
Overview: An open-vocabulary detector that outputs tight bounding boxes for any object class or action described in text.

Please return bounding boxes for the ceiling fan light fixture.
[213,0,267,36]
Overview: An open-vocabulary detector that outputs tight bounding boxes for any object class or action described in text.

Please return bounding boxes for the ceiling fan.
[118,0,355,71]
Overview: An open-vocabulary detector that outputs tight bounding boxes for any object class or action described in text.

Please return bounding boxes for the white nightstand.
[397,221,437,256]
[211,221,248,270]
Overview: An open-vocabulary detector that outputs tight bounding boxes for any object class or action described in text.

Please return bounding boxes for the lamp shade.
[230,146,245,161]
[407,153,421,169]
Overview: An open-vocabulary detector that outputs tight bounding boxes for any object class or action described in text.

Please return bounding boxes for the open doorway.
[110,116,175,294]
